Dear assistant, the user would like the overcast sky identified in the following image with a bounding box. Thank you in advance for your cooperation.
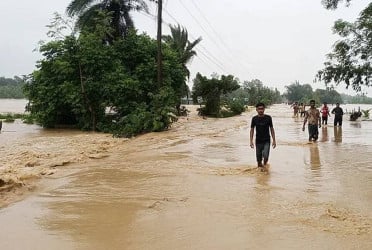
[0,0,370,96]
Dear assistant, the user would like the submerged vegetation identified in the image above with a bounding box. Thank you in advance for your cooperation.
[24,10,191,137]
[0,113,33,123]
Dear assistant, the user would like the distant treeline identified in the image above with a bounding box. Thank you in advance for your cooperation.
[340,93,372,104]
[0,76,25,98]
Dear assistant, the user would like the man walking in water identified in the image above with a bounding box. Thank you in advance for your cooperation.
[250,102,276,171]
[320,102,331,125]
[302,100,321,142]
[332,102,344,126]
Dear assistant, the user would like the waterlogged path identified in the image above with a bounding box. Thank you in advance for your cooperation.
[0,103,371,249]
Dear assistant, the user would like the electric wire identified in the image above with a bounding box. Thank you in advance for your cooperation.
[138,10,228,73]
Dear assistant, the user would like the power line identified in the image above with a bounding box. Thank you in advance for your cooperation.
[189,0,234,54]
[176,0,250,75]
[162,9,228,71]
[188,0,253,73]
[138,10,227,73]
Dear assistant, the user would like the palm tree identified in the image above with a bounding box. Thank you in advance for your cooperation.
[163,24,202,79]
[66,0,148,39]
[163,24,202,112]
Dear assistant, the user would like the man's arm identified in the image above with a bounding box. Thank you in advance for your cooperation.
[270,127,276,148]
[302,112,308,131]
[318,111,322,127]
[250,127,254,148]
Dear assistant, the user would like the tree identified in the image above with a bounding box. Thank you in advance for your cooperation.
[192,73,240,116]
[0,76,25,98]
[317,2,371,92]
[163,24,202,111]
[240,79,282,106]
[284,81,314,103]
[66,0,148,40]
[24,14,184,136]
[163,24,202,79]
[321,0,352,9]
[313,88,342,104]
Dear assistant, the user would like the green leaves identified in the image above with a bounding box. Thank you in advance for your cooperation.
[321,0,352,10]
[25,14,186,136]
[317,2,371,92]
[66,0,149,40]
[192,73,240,117]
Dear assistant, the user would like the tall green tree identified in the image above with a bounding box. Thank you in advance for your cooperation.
[24,14,183,136]
[192,73,240,116]
[66,0,148,40]
[317,2,371,92]
[163,24,202,79]
[163,24,202,108]
[284,81,314,103]
[313,88,342,104]
[240,79,282,106]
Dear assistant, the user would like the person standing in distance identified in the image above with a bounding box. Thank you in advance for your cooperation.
[302,100,321,141]
[331,103,344,126]
[250,102,276,170]
[320,102,331,125]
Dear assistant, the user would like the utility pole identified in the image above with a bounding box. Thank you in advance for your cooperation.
[156,0,163,88]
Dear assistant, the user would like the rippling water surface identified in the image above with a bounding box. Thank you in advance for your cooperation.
[0,99,371,249]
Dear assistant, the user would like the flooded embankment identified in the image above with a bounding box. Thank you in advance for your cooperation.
[0,103,371,249]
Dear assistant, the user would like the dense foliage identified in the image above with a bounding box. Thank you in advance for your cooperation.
[284,81,342,104]
[67,0,149,41]
[240,79,282,106]
[0,76,25,98]
[162,24,202,113]
[192,73,240,117]
[341,93,372,104]
[24,14,186,137]
[285,81,314,103]
[317,2,371,91]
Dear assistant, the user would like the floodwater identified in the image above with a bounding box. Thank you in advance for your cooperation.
[0,99,371,249]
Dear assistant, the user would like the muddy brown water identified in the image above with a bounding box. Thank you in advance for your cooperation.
[0,101,371,249]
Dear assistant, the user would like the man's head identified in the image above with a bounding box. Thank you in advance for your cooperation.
[323,102,327,106]
[256,102,265,116]
[336,102,340,107]
[309,100,316,108]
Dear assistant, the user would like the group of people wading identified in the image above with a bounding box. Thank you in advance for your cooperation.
[294,100,344,142]
[249,101,344,171]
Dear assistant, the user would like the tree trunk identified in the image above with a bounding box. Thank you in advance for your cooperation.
[79,62,95,131]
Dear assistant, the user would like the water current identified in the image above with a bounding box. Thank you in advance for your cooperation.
[0,99,371,249]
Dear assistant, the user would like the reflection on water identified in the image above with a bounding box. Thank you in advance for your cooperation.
[320,126,329,142]
[350,121,362,128]
[309,145,321,169]
[0,102,372,249]
[333,126,342,143]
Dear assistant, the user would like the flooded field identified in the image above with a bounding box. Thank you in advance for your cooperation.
[0,100,371,249]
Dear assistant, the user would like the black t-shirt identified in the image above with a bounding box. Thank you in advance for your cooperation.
[251,114,273,143]
[332,107,344,117]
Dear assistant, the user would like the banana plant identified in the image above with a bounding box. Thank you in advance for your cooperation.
[361,109,371,119]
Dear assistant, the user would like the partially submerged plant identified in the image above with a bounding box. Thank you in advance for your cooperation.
[361,109,371,119]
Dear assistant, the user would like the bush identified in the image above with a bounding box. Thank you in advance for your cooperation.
[226,99,246,115]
